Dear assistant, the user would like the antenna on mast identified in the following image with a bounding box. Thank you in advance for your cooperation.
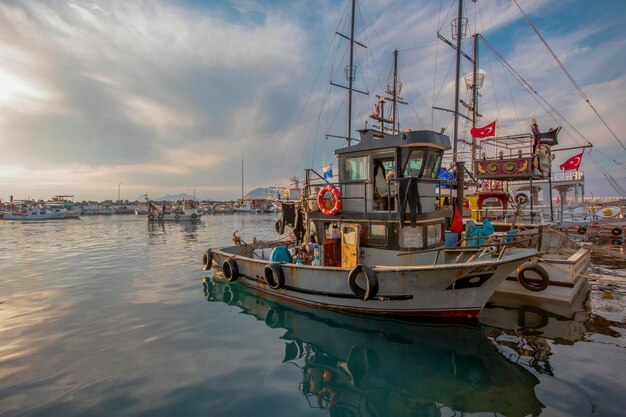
[330,0,368,146]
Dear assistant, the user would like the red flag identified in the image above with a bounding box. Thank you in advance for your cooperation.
[559,152,583,171]
[470,120,497,138]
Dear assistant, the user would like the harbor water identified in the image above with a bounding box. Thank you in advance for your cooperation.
[1,214,625,416]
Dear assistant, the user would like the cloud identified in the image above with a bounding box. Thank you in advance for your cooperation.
[0,0,623,201]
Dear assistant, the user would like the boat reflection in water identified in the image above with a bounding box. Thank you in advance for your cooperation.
[202,278,543,417]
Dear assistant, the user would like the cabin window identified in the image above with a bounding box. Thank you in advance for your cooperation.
[427,224,442,246]
[422,151,442,179]
[403,149,425,177]
[345,156,367,181]
[373,158,396,211]
[370,223,386,237]
[401,226,423,249]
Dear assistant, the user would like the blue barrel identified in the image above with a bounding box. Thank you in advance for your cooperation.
[445,231,459,248]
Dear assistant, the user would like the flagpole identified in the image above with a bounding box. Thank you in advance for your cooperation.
[549,162,554,222]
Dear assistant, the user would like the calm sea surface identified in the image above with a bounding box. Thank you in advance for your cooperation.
[1,214,624,416]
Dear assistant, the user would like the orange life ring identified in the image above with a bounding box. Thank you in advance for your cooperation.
[317,185,342,216]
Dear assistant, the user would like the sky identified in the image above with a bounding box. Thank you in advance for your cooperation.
[1,0,625,202]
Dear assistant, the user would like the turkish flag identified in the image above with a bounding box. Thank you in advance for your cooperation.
[559,152,583,171]
[470,120,497,138]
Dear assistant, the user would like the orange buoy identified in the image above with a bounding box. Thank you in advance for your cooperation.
[317,185,342,216]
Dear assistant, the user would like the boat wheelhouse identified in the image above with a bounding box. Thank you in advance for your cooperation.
[303,128,450,267]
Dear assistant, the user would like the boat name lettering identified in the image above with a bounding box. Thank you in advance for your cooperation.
[467,265,497,274]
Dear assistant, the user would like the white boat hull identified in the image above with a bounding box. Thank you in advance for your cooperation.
[207,246,537,318]
[147,212,202,221]
[498,245,591,304]
[3,211,66,220]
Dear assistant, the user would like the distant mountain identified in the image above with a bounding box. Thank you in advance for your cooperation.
[139,193,197,202]
[245,187,283,199]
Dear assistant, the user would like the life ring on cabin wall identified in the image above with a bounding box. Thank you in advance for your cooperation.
[317,185,342,216]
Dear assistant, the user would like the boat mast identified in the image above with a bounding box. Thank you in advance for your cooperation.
[392,49,399,134]
[347,0,356,146]
[452,0,464,166]
[241,153,244,200]
[470,33,479,170]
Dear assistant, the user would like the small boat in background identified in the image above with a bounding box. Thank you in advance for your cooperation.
[46,195,81,218]
[135,203,149,215]
[233,201,261,213]
[3,205,66,220]
[147,200,202,221]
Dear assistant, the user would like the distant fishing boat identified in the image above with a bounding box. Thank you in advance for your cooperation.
[147,200,202,221]
[3,205,66,220]
[233,201,261,213]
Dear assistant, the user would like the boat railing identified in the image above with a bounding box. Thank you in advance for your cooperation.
[551,170,584,182]
[474,206,545,224]
[399,232,541,265]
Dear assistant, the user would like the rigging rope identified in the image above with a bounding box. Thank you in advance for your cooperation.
[479,36,625,196]
[512,0,626,151]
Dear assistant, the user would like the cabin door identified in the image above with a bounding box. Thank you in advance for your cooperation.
[341,223,360,268]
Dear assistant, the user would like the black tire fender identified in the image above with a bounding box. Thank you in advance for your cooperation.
[223,258,239,282]
[348,264,379,301]
[612,227,622,236]
[148,213,154,220]
[191,213,197,219]
[157,213,163,220]
[202,249,213,270]
[517,263,549,292]
[264,263,285,289]
[577,226,587,235]
[175,214,180,220]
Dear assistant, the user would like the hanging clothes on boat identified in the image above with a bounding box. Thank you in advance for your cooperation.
[398,177,422,227]
[464,218,495,247]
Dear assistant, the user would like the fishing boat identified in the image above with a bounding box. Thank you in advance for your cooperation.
[200,0,539,318]
[233,201,262,213]
[46,195,81,218]
[202,277,544,416]
[3,204,66,220]
[203,130,537,317]
[462,126,592,304]
[147,200,202,221]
